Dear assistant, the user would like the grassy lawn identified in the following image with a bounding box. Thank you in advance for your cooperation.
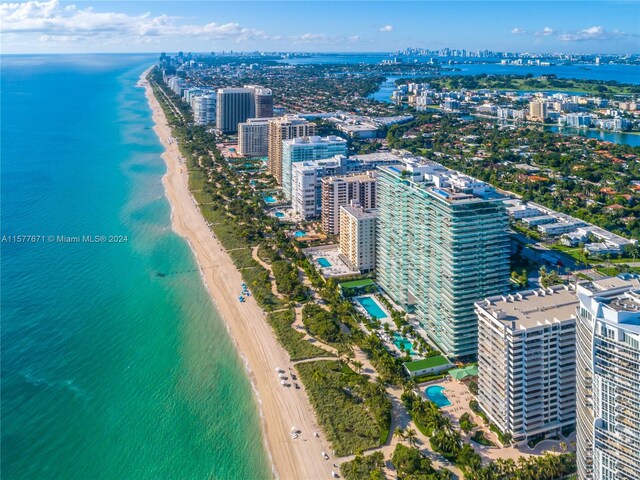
[267,310,334,361]
[296,360,391,456]
[340,278,375,289]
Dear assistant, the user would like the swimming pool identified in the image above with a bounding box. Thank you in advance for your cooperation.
[425,385,452,408]
[317,257,331,267]
[263,195,277,204]
[275,211,285,218]
[356,296,387,319]
[294,230,306,238]
[393,333,417,355]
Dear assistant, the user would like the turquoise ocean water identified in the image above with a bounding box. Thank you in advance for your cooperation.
[1,55,270,480]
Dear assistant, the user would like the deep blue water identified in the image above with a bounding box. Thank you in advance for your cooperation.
[1,54,270,480]
[281,53,640,84]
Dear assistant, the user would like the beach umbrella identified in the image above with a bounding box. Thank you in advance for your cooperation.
[280,380,286,385]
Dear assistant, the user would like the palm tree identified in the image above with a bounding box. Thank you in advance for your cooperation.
[405,428,418,447]
[393,427,406,444]
[352,360,364,374]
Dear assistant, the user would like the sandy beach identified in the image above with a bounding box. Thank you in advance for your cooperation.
[140,69,335,480]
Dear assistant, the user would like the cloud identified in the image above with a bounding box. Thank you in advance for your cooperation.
[379,25,394,32]
[289,32,361,45]
[0,0,271,44]
[535,26,555,37]
[558,26,636,42]
[510,27,526,35]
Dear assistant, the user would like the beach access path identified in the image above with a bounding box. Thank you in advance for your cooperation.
[141,69,336,480]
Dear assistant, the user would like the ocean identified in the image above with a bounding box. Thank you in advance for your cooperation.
[0,54,270,480]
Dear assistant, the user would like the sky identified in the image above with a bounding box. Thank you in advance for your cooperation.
[1,0,639,54]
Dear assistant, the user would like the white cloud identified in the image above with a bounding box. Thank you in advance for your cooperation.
[289,32,361,45]
[379,25,394,32]
[535,26,555,37]
[510,27,526,35]
[0,0,271,45]
[557,26,635,42]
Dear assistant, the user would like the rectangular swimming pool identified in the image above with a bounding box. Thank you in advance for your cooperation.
[356,296,388,319]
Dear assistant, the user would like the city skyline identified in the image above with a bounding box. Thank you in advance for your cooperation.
[1,0,639,54]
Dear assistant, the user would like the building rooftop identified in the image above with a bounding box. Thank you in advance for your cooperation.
[340,205,378,220]
[283,135,346,146]
[323,171,376,184]
[378,162,505,204]
[478,284,578,330]
[404,355,451,372]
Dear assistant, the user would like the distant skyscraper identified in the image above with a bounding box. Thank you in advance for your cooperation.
[267,116,315,185]
[376,162,510,358]
[192,94,216,125]
[216,88,254,134]
[529,100,548,121]
[248,85,273,118]
[476,285,578,444]
[281,136,347,199]
[575,276,640,480]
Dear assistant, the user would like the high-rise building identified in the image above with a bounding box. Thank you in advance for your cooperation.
[192,94,217,125]
[281,136,347,199]
[339,205,378,273]
[575,276,640,480]
[376,162,510,358]
[529,100,549,121]
[291,152,408,219]
[321,172,376,236]
[267,116,315,185]
[237,118,270,157]
[247,85,273,118]
[216,86,273,134]
[216,87,255,134]
[476,285,578,444]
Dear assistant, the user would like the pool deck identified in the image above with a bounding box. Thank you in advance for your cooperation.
[418,378,571,463]
[302,245,359,278]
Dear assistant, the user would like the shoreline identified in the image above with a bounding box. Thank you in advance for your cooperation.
[139,68,335,480]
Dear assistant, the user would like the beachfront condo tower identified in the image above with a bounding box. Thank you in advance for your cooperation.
[575,276,640,480]
[281,135,347,199]
[237,118,271,157]
[267,116,315,185]
[339,205,378,273]
[476,285,578,444]
[321,172,377,236]
[376,161,510,358]
[216,86,272,134]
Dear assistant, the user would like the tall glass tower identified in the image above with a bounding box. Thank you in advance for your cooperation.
[376,162,510,358]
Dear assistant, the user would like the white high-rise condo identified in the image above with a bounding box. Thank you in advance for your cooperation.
[575,276,640,480]
[476,285,578,444]
[237,118,270,157]
[192,94,216,126]
[376,161,510,358]
[281,136,347,200]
